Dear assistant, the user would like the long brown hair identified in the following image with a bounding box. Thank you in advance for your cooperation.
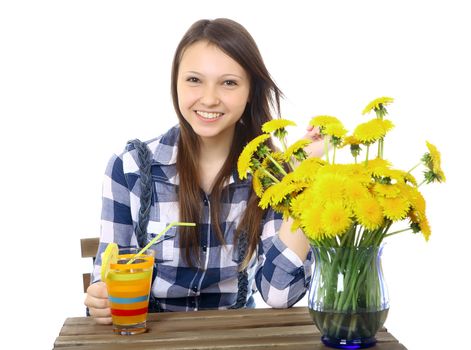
[171,18,282,268]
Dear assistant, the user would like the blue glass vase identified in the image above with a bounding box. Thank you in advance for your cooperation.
[308,245,389,349]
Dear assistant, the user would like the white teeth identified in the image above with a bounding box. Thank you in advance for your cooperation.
[196,111,223,119]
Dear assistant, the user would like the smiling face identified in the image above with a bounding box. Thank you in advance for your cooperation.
[176,40,250,144]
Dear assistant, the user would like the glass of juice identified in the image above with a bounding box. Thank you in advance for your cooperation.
[104,247,155,335]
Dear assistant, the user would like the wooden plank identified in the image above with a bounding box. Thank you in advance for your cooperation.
[54,325,402,349]
[54,307,407,349]
[82,273,91,293]
[63,307,312,326]
[81,238,99,258]
[55,332,405,350]
[60,308,313,335]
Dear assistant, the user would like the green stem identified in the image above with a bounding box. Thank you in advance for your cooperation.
[332,146,337,164]
[324,136,330,163]
[382,139,384,158]
[383,227,412,238]
[266,154,288,176]
[280,137,288,153]
[365,145,370,166]
[259,167,280,183]
[407,162,421,173]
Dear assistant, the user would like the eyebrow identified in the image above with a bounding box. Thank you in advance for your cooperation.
[183,71,245,79]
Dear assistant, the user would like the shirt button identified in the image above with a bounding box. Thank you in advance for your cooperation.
[202,245,207,252]
[192,286,198,292]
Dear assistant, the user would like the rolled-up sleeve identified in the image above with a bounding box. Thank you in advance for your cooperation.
[255,209,314,308]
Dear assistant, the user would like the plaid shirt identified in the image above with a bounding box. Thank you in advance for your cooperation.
[92,125,313,311]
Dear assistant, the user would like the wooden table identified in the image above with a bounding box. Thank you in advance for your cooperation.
[53,307,407,349]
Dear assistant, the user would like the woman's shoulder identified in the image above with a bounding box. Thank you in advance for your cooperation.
[106,125,180,175]
[143,125,180,165]
[124,125,180,164]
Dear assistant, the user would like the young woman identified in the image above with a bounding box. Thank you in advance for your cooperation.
[85,18,323,324]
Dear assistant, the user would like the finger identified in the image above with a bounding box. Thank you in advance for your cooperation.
[94,317,112,325]
[303,131,323,141]
[306,124,314,132]
[89,306,112,318]
[87,282,109,299]
[85,294,110,309]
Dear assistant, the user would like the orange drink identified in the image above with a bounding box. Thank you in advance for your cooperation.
[104,247,155,335]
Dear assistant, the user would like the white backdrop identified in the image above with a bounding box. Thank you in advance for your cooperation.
[1,1,469,349]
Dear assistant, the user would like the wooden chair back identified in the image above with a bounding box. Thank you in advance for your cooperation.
[81,238,100,293]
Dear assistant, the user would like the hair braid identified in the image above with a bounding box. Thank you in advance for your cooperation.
[127,139,153,248]
[230,231,249,309]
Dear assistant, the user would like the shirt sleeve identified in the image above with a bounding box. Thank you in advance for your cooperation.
[91,152,137,283]
[255,209,314,308]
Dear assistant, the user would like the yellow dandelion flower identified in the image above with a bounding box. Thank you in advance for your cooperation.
[321,203,352,238]
[354,196,384,231]
[375,168,417,185]
[300,203,324,241]
[365,158,392,179]
[419,217,431,241]
[403,171,418,186]
[373,183,401,198]
[290,191,308,218]
[273,203,291,220]
[312,173,347,204]
[262,119,297,133]
[238,134,270,179]
[408,188,426,222]
[284,139,312,161]
[365,158,391,169]
[362,97,395,115]
[379,196,411,221]
[353,119,394,144]
[270,181,308,205]
[259,184,279,209]
[424,141,446,182]
[326,164,371,184]
[324,122,348,138]
[309,115,342,128]
[341,135,361,147]
[344,180,370,204]
[252,169,264,197]
[290,157,325,182]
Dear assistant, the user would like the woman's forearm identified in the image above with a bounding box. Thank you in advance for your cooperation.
[278,217,311,261]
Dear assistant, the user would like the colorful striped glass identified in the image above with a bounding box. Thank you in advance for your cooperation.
[105,249,155,335]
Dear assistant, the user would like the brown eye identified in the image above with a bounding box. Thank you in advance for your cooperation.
[223,80,237,86]
[187,77,200,83]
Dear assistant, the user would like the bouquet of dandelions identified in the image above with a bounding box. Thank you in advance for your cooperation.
[237,97,445,343]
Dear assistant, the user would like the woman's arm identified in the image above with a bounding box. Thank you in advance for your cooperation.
[254,210,314,308]
[85,151,135,324]
[278,217,310,261]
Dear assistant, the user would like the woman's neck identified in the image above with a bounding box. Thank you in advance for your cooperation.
[198,127,235,165]
[197,130,235,193]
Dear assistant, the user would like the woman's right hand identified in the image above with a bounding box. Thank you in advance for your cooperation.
[84,282,112,324]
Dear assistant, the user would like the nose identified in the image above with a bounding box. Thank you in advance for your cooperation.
[200,85,220,106]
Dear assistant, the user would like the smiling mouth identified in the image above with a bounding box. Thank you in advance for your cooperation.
[195,110,224,121]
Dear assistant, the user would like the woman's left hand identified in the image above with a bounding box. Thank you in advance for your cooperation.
[302,125,325,158]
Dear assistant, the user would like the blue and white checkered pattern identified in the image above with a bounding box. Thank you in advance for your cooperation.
[92,125,313,311]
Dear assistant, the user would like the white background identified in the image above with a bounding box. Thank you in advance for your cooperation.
[1,1,469,349]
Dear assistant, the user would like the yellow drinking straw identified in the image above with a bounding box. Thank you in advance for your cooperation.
[126,222,196,264]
